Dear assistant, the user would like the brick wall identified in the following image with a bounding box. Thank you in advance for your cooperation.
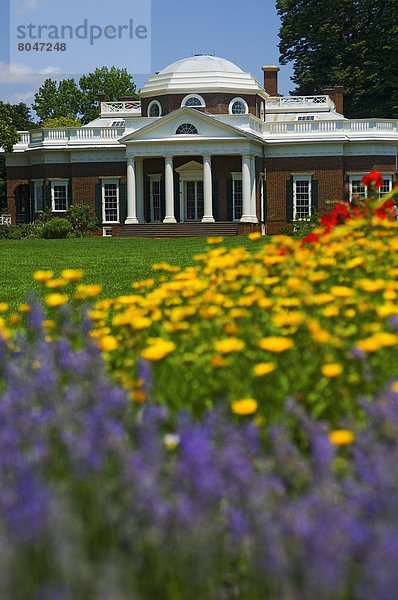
[265,154,397,234]
[142,93,264,117]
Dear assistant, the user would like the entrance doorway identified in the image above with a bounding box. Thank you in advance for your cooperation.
[15,184,31,224]
[185,180,204,221]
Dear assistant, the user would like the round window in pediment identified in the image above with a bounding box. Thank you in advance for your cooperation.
[175,123,198,135]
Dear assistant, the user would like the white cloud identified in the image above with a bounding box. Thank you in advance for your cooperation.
[2,90,36,104]
[13,0,52,16]
[0,61,63,85]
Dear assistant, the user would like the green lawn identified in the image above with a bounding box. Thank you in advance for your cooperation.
[0,236,257,309]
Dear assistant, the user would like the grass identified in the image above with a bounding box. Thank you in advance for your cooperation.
[0,236,257,309]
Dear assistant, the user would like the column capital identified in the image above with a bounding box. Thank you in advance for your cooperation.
[203,154,212,161]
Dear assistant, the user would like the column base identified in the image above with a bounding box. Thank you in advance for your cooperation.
[163,217,177,224]
[201,216,215,223]
[251,217,259,224]
[240,215,253,223]
[125,217,139,224]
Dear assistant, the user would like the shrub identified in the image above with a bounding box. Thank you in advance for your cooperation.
[0,224,40,239]
[65,204,99,237]
[41,217,72,239]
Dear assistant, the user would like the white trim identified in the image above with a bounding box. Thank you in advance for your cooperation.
[50,179,69,212]
[178,161,204,222]
[102,227,113,237]
[293,175,312,220]
[181,94,206,108]
[229,97,249,115]
[148,100,162,118]
[101,178,120,224]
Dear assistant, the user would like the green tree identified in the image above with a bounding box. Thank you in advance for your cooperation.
[79,66,137,122]
[276,0,398,118]
[33,78,84,122]
[33,67,137,124]
[43,115,82,128]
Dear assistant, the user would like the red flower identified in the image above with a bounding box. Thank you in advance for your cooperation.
[375,199,396,219]
[362,171,384,189]
[302,233,319,246]
[333,203,350,220]
[320,213,337,228]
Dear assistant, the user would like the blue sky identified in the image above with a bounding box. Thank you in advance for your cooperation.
[0,0,294,118]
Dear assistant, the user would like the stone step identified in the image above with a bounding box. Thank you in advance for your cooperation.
[118,222,240,238]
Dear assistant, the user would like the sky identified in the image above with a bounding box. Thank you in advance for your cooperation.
[0,0,294,118]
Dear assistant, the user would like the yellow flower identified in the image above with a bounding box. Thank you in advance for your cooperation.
[254,362,276,376]
[98,335,118,352]
[0,302,8,312]
[141,340,176,361]
[329,429,355,446]
[322,363,343,378]
[61,269,84,282]
[130,389,147,404]
[231,399,258,416]
[45,293,69,307]
[18,303,30,313]
[211,354,226,368]
[42,320,56,330]
[207,236,224,245]
[45,278,67,289]
[259,337,293,353]
[213,337,245,354]
[391,381,398,394]
[74,284,102,300]
[248,232,262,241]
[330,286,354,298]
[163,434,180,450]
[33,270,54,282]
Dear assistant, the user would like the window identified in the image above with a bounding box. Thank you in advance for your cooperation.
[102,179,119,223]
[349,174,393,202]
[229,98,248,115]
[293,176,312,219]
[181,94,205,108]
[110,120,125,127]
[102,227,112,237]
[175,123,198,135]
[33,180,44,212]
[297,115,315,121]
[148,100,162,117]
[51,180,69,212]
[260,101,265,121]
[232,173,243,220]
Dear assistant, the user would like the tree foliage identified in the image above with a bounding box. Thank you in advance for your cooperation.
[33,67,137,124]
[43,115,82,128]
[276,0,398,118]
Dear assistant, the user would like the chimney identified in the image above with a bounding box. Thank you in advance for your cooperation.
[97,93,107,115]
[262,66,280,97]
[322,85,344,115]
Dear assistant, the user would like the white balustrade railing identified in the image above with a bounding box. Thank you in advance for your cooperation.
[266,96,334,110]
[101,101,141,114]
[24,127,125,146]
[266,119,398,136]
[0,215,11,226]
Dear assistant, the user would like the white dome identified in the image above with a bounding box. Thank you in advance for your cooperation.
[140,54,268,100]
[159,55,244,75]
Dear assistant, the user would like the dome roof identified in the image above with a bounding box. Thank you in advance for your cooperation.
[159,55,244,75]
[140,54,268,100]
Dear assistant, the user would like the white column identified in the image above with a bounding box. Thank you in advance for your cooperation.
[136,158,145,223]
[164,156,176,223]
[202,155,215,223]
[250,155,258,223]
[125,157,138,224]
[241,154,252,223]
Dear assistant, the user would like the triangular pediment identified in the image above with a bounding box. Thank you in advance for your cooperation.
[175,160,203,173]
[119,107,257,143]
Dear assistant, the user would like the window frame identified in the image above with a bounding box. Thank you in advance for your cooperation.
[148,100,162,117]
[348,173,393,202]
[175,123,199,135]
[181,94,205,108]
[293,175,312,220]
[50,179,69,212]
[101,177,120,224]
[229,97,249,115]
[149,174,162,223]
